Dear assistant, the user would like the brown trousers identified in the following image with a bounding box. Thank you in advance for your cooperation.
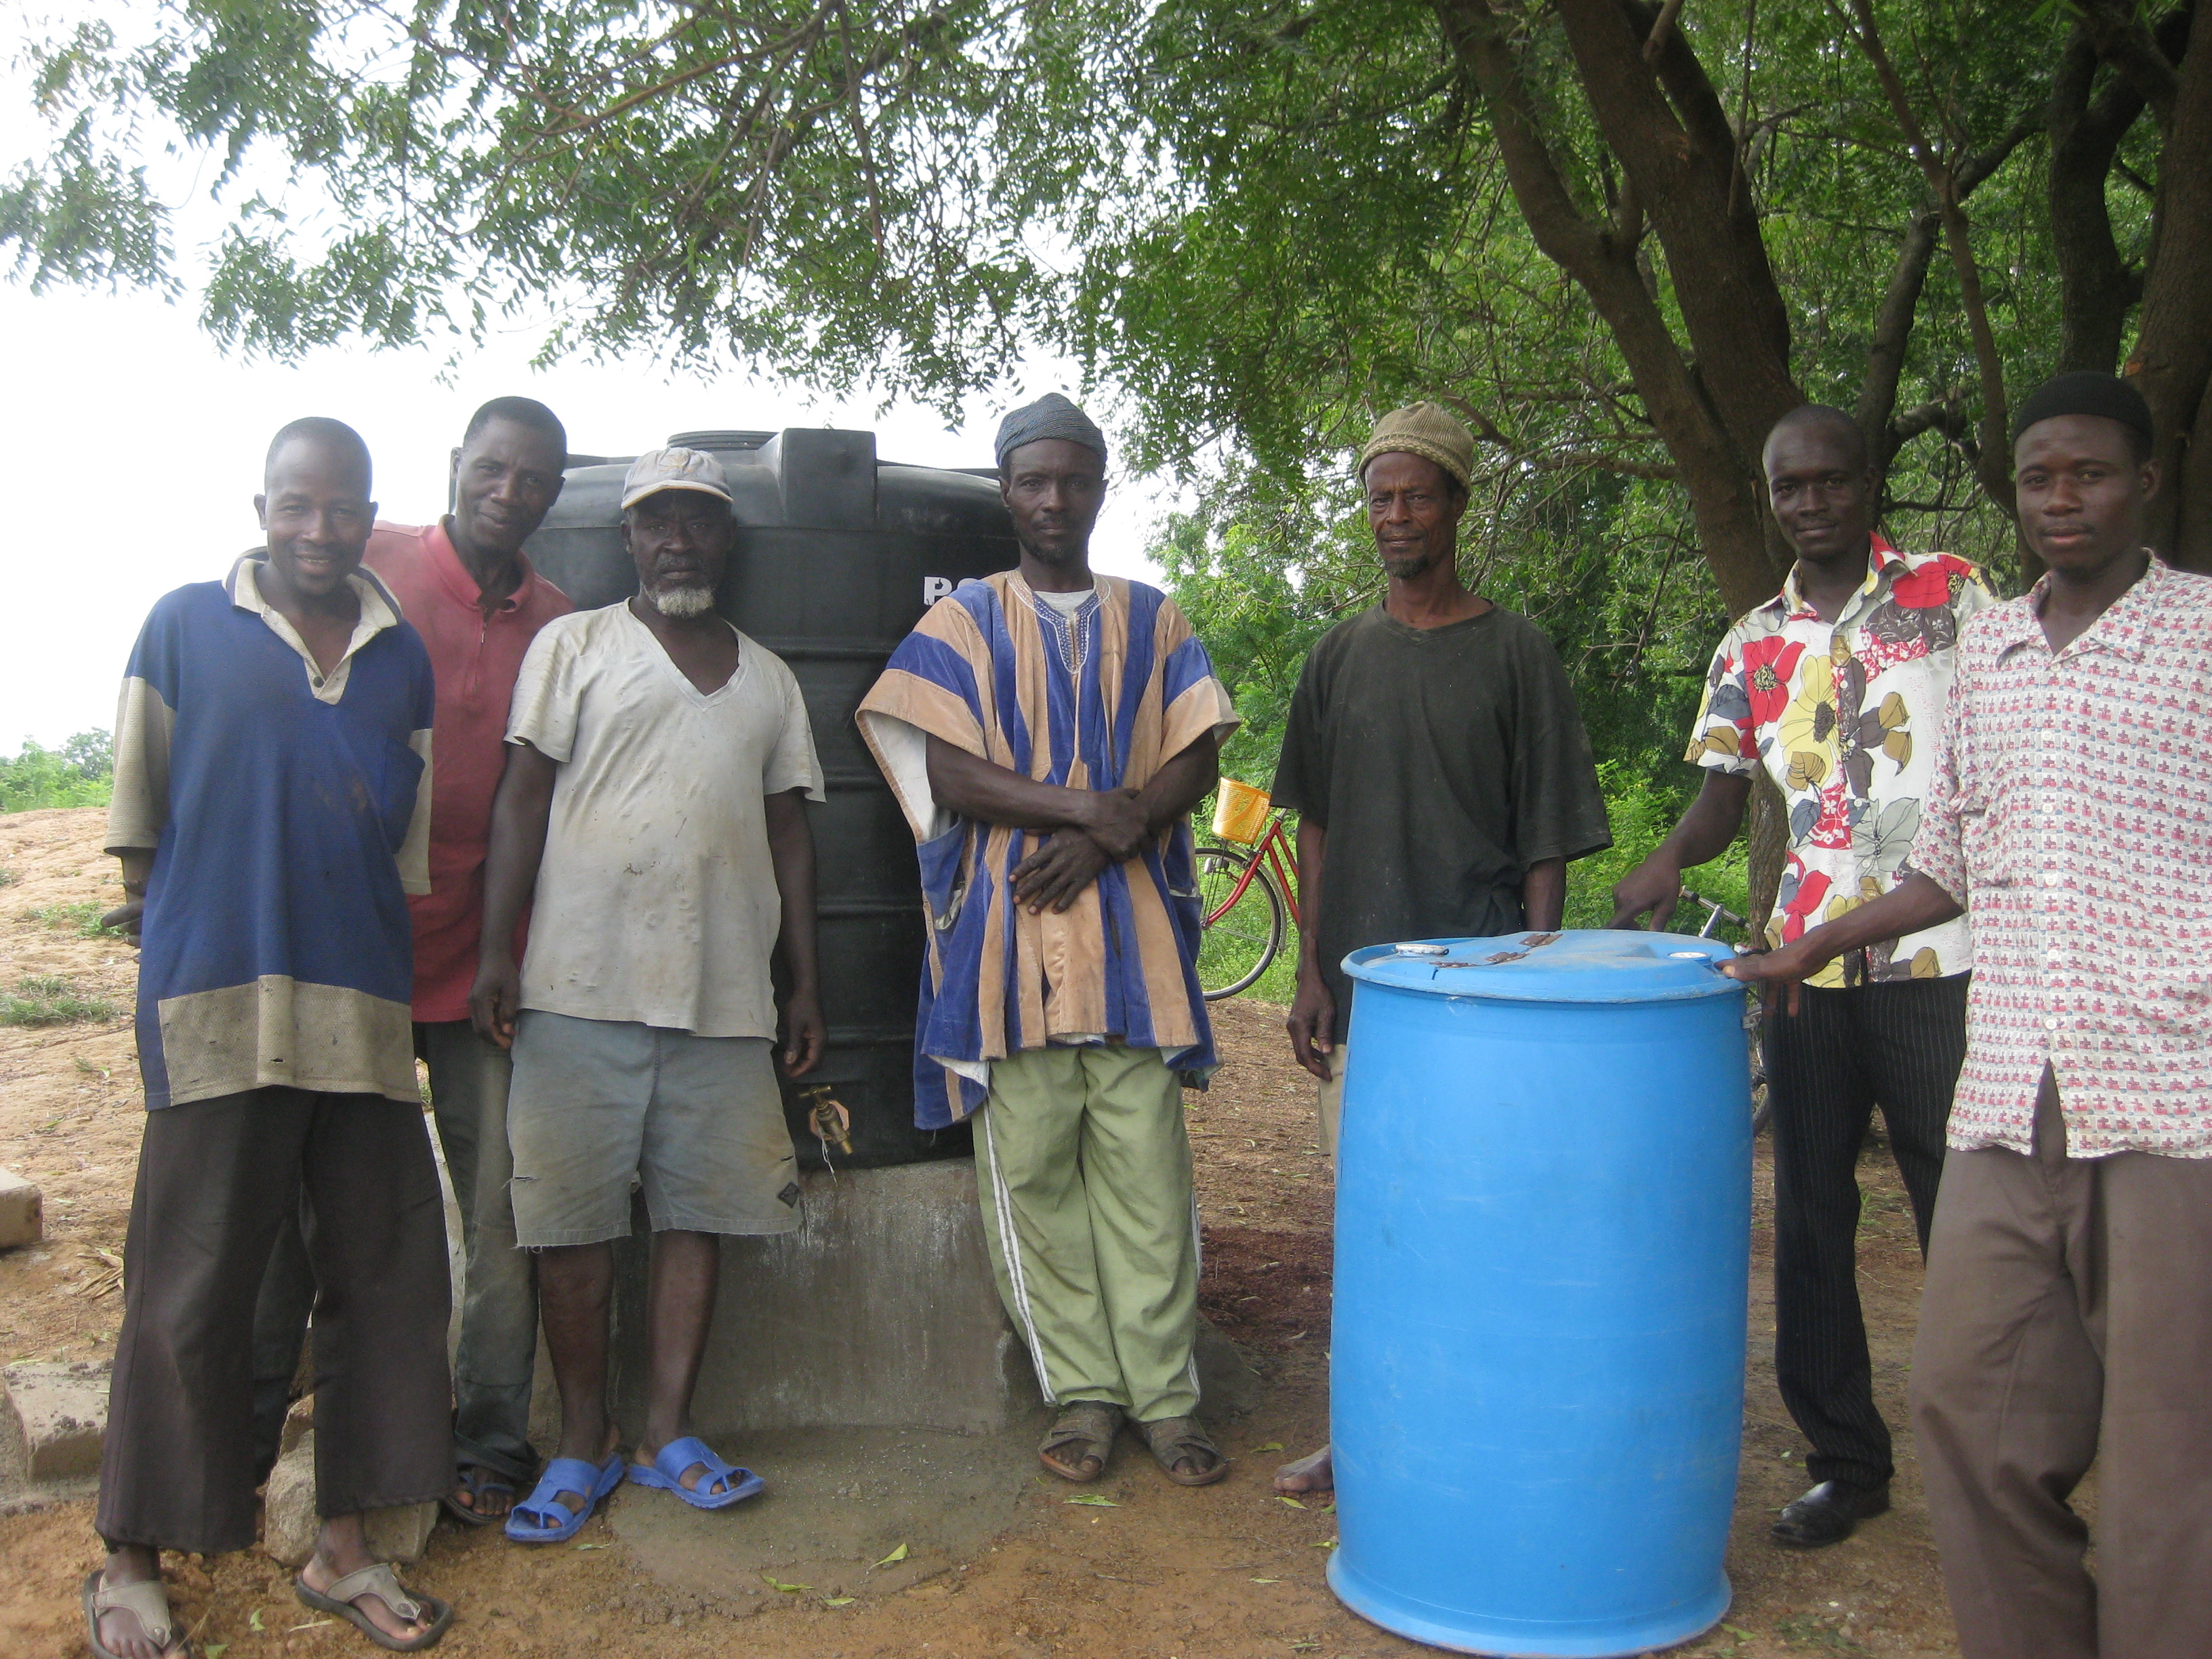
[98,1089,453,1555]
[1909,1076,2212,1659]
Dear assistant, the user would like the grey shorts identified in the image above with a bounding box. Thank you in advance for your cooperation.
[506,1010,800,1247]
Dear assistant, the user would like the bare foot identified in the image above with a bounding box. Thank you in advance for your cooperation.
[94,1547,186,1659]
[1274,1445,1334,1494]
[303,1517,436,1645]
[449,1465,516,1521]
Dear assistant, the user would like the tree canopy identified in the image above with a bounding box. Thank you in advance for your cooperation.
[9,1,2205,589]
[9,0,2207,918]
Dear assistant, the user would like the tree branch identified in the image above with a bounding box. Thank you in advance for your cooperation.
[1433,0,1782,613]
[1843,0,2015,515]
[1854,206,1940,469]
[2081,0,2179,127]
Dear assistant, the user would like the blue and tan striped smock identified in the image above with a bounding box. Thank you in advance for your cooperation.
[857,570,1240,1128]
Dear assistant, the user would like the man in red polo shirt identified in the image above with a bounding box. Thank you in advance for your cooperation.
[253,396,574,1526]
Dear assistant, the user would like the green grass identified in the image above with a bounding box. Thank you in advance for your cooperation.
[24,901,129,939]
[0,974,119,1026]
[0,868,16,887]
[1775,1613,1865,1652]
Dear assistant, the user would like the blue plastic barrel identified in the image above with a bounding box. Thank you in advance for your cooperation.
[1326,929,1750,1657]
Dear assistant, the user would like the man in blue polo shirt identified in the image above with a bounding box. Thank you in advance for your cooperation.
[86,419,457,1658]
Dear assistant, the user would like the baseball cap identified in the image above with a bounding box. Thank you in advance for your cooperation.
[621,447,734,511]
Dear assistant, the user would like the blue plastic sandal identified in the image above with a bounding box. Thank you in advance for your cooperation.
[628,1436,764,1511]
[504,1452,625,1544]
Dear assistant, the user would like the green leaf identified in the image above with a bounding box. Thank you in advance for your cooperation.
[203,1646,228,1659]
[1276,1496,1306,1509]
[1065,1494,1119,1507]
[575,1541,609,1549]
[1250,1576,1282,1584]
[762,1574,811,1593]
[247,1609,264,1632]
[823,1596,857,1607]
[1252,1442,1284,1452]
[874,1542,908,1566]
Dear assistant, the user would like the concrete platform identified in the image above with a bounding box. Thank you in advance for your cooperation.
[606,1158,1033,1440]
[609,1421,1038,1613]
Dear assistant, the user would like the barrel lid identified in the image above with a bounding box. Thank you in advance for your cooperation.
[1344,928,1740,1004]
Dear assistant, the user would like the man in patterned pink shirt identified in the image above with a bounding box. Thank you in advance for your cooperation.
[1731,371,2212,1659]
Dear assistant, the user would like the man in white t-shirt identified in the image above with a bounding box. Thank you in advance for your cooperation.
[470,446,825,1542]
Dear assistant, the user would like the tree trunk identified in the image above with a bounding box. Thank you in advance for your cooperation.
[2049,23,2148,375]
[1435,0,1789,617]
[2131,6,2212,569]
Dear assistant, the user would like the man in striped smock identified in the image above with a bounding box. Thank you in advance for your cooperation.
[859,393,1241,1489]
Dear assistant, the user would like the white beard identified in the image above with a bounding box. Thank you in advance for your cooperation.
[646,583,715,619]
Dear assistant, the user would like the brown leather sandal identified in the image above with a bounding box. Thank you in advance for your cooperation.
[1136,1416,1230,1486]
[1039,1401,1124,1482]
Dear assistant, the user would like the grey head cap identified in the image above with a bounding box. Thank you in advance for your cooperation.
[994,392,1108,469]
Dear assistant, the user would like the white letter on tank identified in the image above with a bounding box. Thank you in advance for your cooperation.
[922,576,954,606]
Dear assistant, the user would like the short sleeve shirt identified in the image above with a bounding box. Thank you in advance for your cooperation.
[108,555,434,1107]
[1271,602,1612,1038]
[363,520,573,1022]
[1685,537,1993,985]
[506,602,824,1038]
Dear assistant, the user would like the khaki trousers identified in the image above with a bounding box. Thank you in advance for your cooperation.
[1909,1076,2212,1659]
[975,1045,1200,1422]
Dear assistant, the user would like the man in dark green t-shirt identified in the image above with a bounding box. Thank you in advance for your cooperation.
[1271,401,1611,1495]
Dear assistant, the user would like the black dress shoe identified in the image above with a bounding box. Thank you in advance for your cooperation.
[1770,1479,1890,1547]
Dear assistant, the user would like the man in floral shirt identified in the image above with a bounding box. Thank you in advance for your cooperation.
[1613,403,1992,1547]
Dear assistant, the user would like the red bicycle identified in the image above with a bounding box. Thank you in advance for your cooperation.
[1195,806,1301,999]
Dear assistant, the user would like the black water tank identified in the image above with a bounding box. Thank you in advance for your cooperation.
[525,428,1017,1168]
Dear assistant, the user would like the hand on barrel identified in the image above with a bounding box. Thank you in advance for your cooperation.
[1606,857,1682,932]
[1720,937,1826,1017]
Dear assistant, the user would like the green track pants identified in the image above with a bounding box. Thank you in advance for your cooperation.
[975,1044,1201,1422]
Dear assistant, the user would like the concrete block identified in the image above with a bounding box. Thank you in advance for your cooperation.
[608,1158,1032,1439]
[262,1424,437,1568]
[1,1359,108,1481]
[0,1168,41,1249]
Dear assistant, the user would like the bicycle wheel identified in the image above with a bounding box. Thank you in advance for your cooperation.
[1194,844,1287,1000]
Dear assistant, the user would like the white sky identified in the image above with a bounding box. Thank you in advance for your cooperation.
[0,285,1170,751]
[0,14,1181,754]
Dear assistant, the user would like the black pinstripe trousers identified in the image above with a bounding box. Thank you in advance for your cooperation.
[1763,973,1969,1490]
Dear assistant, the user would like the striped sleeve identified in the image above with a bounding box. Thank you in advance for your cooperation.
[1153,596,1240,760]
[857,598,993,842]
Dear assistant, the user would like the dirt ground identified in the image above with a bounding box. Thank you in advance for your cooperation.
[1,806,1962,1658]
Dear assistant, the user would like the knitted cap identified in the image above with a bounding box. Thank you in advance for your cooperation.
[1357,402,1474,491]
[995,392,1108,468]
[2010,370,2154,449]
